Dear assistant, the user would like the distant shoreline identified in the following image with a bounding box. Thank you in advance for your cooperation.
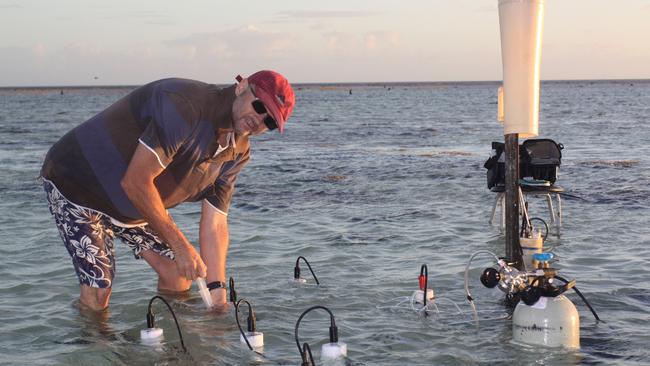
[1,78,649,90]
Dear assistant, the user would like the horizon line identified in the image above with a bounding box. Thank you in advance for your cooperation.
[1,78,649,89]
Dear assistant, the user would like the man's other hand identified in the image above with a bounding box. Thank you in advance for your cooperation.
[174,243,207,280]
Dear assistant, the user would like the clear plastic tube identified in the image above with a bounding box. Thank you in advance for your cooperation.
[464,250,501,323]
[433,297,464,315]
[409,291,439,315]
[375,296,411,310]
[196,277,213,309]
[426,301,440,316]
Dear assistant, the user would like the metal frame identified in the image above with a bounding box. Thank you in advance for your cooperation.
[489,188,562,237]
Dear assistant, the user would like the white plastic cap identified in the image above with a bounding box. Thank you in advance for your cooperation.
[140,327,164,344]
[412,289,435,304]
[241,331,264,348]
[321,342,347,361]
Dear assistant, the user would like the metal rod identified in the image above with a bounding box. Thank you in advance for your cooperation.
[504,133,523,269]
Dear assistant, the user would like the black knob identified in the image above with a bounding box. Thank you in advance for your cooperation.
[505,292,521,307]
[480,267,500,288]
[521,286,542,306]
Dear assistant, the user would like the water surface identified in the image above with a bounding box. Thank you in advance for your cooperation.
[1,80,649,365]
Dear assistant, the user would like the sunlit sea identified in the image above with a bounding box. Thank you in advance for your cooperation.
[1,80,649,365]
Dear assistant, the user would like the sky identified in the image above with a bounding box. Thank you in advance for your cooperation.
[1,0,649,86]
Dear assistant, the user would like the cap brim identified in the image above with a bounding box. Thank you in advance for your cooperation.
[255,88,285,133]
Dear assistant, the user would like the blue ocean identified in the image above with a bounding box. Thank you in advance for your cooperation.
[1,80,649,365]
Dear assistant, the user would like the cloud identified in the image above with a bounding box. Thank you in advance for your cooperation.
[322,31,357,51]
[163,25,296,61]
[32,43,46,58]
[99,9,176,26]
[0,3,21,9]
[275,10,379,19]
[309,22,327,31]
[124,45,156,59]
[0,46,29,59]
[364,31,400,50]
[64,42,104,57]
[322,30,400,53]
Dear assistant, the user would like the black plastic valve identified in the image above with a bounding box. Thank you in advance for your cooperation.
[480,267,500,288]
[505,292,521,307]
[521,286,542,306]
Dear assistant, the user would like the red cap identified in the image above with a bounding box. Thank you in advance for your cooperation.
[245,70,295,133]
[418,275,426,291]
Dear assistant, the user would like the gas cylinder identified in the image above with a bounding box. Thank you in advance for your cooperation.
[512,294,580,348]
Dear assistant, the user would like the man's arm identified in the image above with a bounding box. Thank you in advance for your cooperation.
[121,143,207,280]
[199,200,230,306]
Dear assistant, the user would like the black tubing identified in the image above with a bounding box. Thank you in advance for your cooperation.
[419,264,428,315]
[520,202,529,237]
[235,299,254,350]
[234,299,266,358]
[529,217,549,241]
[558,192,588,201]
[147,295,187,353]
[555,275,601,321]
[301,342,316,366]
[296,256,320,285]
[294,305,337,362]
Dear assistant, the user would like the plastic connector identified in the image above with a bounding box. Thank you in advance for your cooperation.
[140,327,164,344]
[532,252,554,262]
[143,296,186,352]
[295,305,342,361]
[294,257,320,285]
[419,264,428,291]
[247,311,257,332]
[321,342,347,361]
[229,277,237,303]
[329,323,338,343]
[146,312,155,328]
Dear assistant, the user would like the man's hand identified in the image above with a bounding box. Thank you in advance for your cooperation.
[174,242,207,280]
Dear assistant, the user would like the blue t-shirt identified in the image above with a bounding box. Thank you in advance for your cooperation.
[41,78,250,224]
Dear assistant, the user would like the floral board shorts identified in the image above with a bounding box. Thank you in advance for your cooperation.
[43,179,175,288]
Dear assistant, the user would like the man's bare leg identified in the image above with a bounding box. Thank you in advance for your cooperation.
[141,250,192,292]
[79,285,112,311]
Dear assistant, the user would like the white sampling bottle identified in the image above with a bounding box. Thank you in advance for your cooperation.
[196,277,213,309]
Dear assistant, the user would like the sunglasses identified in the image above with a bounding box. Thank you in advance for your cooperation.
[251,99,278,131]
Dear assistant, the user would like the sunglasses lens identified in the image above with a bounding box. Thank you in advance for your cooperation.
[252,99,277,130]
[252,100,267,114]
[263,116,278,130]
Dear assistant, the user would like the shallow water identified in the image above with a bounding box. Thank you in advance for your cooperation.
[1,80,649,365]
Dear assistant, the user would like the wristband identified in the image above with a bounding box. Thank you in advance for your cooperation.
[207,281,226,291]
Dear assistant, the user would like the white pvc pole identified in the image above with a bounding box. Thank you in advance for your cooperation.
[498,0,545,137]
